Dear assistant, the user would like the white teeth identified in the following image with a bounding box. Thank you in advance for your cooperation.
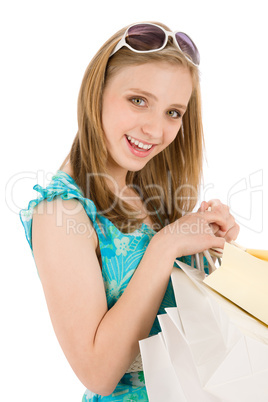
[126,135,153,150]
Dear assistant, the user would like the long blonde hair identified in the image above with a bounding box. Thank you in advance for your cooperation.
[60,22,204,232]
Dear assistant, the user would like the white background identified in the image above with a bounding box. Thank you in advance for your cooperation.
[1,0,267,401]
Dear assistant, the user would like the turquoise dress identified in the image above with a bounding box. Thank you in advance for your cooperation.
[19,170,203,402]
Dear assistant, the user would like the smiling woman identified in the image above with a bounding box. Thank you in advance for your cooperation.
[63,29,204,233]
[101,62,192,177]
[19,21,239,401]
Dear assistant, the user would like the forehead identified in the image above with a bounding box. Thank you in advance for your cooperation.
[104,62,193,101]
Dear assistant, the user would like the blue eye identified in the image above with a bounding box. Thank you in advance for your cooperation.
[167,110,181,118]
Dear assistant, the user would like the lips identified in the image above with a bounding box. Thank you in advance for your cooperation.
[126,135,153,150]
[124,135,155,157]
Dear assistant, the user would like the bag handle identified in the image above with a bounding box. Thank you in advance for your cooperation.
[194,241,248,275]
[192,250,218,274]
[193,206,243,274]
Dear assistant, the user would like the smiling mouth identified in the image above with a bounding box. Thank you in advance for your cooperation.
[125,135,153,151]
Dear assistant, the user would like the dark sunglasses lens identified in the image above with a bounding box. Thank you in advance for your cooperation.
[126,24,166,51]
[175,32,200,65]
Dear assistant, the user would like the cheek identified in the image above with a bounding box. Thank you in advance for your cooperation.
[103,99,133,131]
[166,123,181,145]
[102,94,121,128]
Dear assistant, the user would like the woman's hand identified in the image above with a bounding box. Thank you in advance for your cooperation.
[156,210,227,259]
[198,199,240,242]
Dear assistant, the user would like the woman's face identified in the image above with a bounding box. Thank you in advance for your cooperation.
[101,61,193,184]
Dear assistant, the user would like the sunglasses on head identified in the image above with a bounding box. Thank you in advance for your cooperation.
[110,23,200,66]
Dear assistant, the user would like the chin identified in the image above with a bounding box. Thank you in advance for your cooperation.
[125,159,149,172]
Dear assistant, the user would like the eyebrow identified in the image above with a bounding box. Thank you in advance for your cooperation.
[128,88,187,110]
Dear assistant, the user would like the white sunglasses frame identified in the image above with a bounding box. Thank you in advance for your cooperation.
[110,23,199,66]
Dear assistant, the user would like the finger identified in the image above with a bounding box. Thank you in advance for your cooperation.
[214,220,240,241]
[206,199,222,208]
[218,214,236,237]
[205,234,225,251]
[209,222,220,234]
[198,201,209,213]
[224,223,240,242]
[213,229,227,238]
[206,200,230,219]
[202,210,229,232]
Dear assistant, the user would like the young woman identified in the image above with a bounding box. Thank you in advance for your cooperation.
[20,22,239,401]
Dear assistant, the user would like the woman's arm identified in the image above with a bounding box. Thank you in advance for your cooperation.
[32,197,227,395]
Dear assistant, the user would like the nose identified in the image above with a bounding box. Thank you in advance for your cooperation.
[140,113,164,141]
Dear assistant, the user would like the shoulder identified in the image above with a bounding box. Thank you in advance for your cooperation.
[60,162,74,179]
[20,164,100,253]
[32,196,99,252]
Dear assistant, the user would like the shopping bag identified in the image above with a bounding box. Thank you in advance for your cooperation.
[139,253,268,402]
[204,242,268,325]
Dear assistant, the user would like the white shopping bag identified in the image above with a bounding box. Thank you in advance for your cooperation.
[139,253,268,402]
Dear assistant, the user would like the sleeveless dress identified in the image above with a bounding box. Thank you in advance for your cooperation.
[19,170,206,402]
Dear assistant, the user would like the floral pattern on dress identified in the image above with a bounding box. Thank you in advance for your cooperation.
[19,170,209,401]
[114,237,130,256]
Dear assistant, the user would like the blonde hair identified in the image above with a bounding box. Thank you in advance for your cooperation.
[60,22,204,232]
